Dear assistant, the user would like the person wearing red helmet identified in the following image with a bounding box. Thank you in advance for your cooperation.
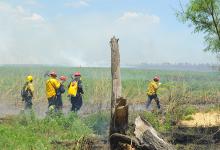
[74,72,81,76]
[68,71,84,112]
[56,76,67,111]
[46,71,60,112]
[49,71,57,77]
[146,76,161,111]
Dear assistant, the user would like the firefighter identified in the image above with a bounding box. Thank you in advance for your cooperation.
[45,71,60,112]
[146,76,161,111]
[21,75,34,110]
[56,75,67,111]
[68,72,84,112]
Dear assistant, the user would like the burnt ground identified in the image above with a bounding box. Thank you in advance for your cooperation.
[0,99,111,118]
[0,99,148,118]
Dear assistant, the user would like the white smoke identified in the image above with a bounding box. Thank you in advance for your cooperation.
[0,1,217,66]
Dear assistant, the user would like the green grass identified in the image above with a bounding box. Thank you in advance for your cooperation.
[83,111,110,135]
[166,104,199,123]
[182,115,193,121]
[0,112,93,149]
[139,105,199,131]
[182,105,198,116]
[137,110,172,132]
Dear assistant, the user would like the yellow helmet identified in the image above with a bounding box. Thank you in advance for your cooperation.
[26,75,33,82]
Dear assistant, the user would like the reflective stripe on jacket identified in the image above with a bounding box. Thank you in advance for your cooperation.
[147,80,159,96]
[46,77,60,99]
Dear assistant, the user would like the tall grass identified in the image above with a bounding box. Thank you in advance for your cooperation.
[0,66,219,106]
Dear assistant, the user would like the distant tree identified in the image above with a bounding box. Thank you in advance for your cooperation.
[177,0,220,53]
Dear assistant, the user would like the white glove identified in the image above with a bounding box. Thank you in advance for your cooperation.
[159,82,162,86]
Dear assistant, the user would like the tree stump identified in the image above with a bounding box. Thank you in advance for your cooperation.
[110,36,129,149]
[112,97,128,134]
[110,36,124,135]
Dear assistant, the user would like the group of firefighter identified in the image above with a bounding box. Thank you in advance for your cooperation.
[21,71,161,113]
[21,71,84,113]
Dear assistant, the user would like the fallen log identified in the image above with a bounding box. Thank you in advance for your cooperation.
[134,116,176,150]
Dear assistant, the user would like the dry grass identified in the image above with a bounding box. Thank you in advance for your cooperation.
[179,111,220,127]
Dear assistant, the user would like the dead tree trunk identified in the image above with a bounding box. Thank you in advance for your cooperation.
[110,36,122,117]
[110,36,122,135]
[134,116,176,150]
[109,37,128,149]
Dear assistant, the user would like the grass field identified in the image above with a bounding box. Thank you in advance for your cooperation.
[0,65,219,105]
[0,66,219,149]
[0,112,94,149]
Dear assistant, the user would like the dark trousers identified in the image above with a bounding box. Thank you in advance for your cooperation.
[146,94,160,110]
[70,96,82,112]
[56,95,63,110]
[48,96,56,110]
[24,96,32,110]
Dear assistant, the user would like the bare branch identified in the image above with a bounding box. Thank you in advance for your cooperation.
[178,0,185,14]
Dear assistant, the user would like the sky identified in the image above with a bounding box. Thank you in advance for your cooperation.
[0,0,217,66]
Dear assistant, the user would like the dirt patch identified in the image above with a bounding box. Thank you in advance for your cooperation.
[179,111,220,127]
[0,115,17,124]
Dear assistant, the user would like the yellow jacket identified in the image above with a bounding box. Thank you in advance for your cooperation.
[46,77,60,99]
[25,82,34,96]
[147,80,159,96]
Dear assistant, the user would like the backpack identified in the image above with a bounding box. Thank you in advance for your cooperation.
[68,81,78,97]
[21,83,28,98]
[56,84,65,96]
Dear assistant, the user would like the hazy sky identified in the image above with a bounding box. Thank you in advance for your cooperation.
[0,0,217,66]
